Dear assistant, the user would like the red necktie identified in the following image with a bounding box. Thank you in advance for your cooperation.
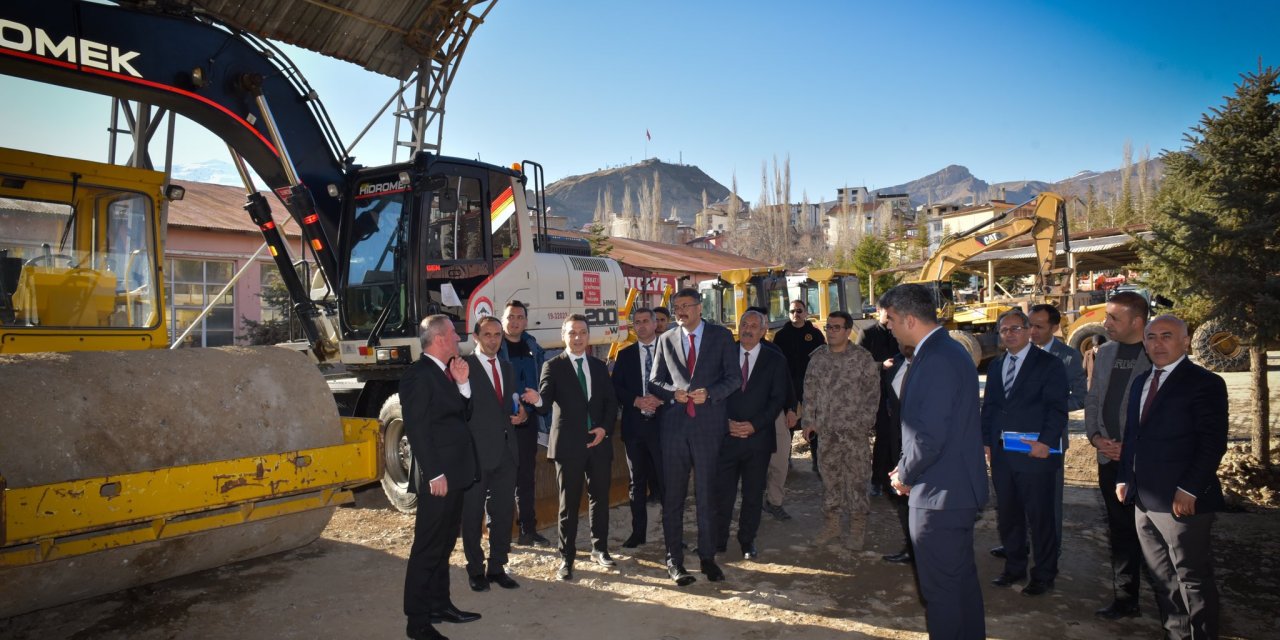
[488,357,503,402]
[741,351,750,392]
[1140,368,1163,423]
[686,333,697,417]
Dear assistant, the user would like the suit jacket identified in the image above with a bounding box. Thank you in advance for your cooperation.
[873,354,907,480]
[897,329,989,511]
[982,346,1069,473]
[400,354,477,493]
[1117,360,1228,513]
[612,340,665,441]
[464,353,520,471]
[648,319,742,429]
[1045,338,1087,413]
[1084,340,1151,464]
[858,322,900,363]
[723,343,788,454]
[537,352,619,463]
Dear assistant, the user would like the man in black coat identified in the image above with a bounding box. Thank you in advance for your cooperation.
[536,314,619,581]
[612,307,666,549]
[714,310,788,560]
[876,346,914,564]
[402,315,481,640]
[1118,315,1228,640]
[460,316,539,592]
[982,309,1068,597]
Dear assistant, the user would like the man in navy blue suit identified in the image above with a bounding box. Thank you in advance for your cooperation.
[982,309,1068,596]
[1117,315,1228,640]
[649,287,742,586]
[611,307,666,549]
[883,283,988,640]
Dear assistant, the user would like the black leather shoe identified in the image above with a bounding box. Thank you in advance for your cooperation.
[486,571,520,589]
[1095,600,1140,619]
[989,545,1007,559]
[429,605,481,624]
[407,624,448,640]
[991,573,1025,588]
[591,550,616,568]
[622,533,645,549]
[742,543,759,560]
[667,561,696,586]
[557,561,573,581]
[700,558,725,582]
[467,574,489,592]
[882,550,913,564]
[1022,581,1053,596]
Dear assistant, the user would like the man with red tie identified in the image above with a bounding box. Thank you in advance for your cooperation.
[648,288,742,586]
[1117,315,1228,640]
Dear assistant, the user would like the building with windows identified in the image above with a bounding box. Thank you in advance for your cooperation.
[164,180,303,347]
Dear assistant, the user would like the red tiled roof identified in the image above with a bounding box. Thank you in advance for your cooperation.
[557,230,769,280]
[167,180,300,237]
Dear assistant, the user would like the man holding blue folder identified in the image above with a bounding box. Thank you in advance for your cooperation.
[982,309,1068,596]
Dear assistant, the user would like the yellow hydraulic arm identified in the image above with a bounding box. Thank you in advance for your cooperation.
[916,192,1067,286]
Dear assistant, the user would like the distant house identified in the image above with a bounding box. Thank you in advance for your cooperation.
[164,180,304,347]
[824,188,914,248]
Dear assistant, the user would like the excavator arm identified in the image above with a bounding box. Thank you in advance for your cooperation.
[917,192,1068,287]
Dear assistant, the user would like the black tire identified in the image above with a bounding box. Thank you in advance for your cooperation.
[1068,322,1108,355]
[949,329,982,368]
[1193,318,1249,372]
[378,394,418,513]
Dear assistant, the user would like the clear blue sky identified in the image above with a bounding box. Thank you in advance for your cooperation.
[3,0,1278,201]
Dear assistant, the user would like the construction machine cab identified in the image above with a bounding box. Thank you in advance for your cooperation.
[698,266,790,335]
[0,148,167,351]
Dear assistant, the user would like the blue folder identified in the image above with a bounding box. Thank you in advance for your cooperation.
[1002,431,1062,454]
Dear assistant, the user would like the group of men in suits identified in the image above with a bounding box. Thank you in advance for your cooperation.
[398,283,1228,640]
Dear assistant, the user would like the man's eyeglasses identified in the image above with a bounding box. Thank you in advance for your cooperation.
[998,326,1026,335]
[672,303,700,311]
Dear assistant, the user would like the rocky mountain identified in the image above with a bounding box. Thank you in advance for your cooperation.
[877,160,1164,209]
[545,158,730,230]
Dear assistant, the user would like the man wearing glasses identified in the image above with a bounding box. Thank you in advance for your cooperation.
[768,300,822,518]
[801,311,880,549]
[981,310,1068,597]
[648,288,742,586]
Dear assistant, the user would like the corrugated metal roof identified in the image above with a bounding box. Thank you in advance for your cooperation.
[972,233,1149,262]
[555,230,771,281]
[115,0,495,79]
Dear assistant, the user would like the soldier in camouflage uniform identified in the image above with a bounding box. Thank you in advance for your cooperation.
[802,310,880,549]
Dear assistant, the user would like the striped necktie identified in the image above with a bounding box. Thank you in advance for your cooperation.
[1004,354,1018,397]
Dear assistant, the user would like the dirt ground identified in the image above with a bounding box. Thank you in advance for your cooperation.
[3,360,1278,640]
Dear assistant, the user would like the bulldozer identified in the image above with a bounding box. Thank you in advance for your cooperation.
[1,0,628,617]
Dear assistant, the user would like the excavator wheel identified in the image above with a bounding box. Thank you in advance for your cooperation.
[949,330,982,368]
[0,346,346,617]
[1068,322,1108,355]
[1192,318,1249,372]
[377,393,418,513]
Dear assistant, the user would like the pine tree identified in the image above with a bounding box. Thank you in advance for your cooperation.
[1137,65,1280,467]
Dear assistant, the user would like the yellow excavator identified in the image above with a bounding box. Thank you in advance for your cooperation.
[696,266,791,337]
[909,192,1071,364]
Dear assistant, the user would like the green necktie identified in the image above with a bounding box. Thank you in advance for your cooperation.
[576,357,592,429]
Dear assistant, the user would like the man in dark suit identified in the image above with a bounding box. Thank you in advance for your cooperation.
[883,284,988,640]
[649,287,742,586]
[460,316,538,593]
[536,314,619,581]
[982,310,1068,596]
[1117,315,1228,640]
[714,310,788,560]
[402,315,481,640]
[877,345,914,564]
[612,307,666,549]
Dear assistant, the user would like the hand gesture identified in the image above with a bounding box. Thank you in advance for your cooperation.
[511,404,527,425]
[1022,438,1050,459]
[521,387,541,405]
[690,388,708,405]
[674,389,689,403]
[586,427,606,448]
[429,475,449,497]
[448,357,469,385]
[786,409,799,429]
[888,467,910,497]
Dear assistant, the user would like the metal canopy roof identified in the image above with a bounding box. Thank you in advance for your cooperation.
[116,0,495,79]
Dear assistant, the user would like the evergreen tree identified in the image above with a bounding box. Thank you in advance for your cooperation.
[844,235,898,300]
[586,222,613,256]
[1138,65,1280,467]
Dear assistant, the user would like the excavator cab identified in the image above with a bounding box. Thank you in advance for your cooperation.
[790,268,864,332]
[698,266,790,337]
[0,148,167,352]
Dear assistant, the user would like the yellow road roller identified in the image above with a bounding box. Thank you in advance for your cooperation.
[0,148,381,618]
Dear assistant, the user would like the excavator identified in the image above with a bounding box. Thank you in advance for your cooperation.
[696,266,791,337]
[908,192,1072,365]
[0,0,626,617]
[788,267,863,333]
